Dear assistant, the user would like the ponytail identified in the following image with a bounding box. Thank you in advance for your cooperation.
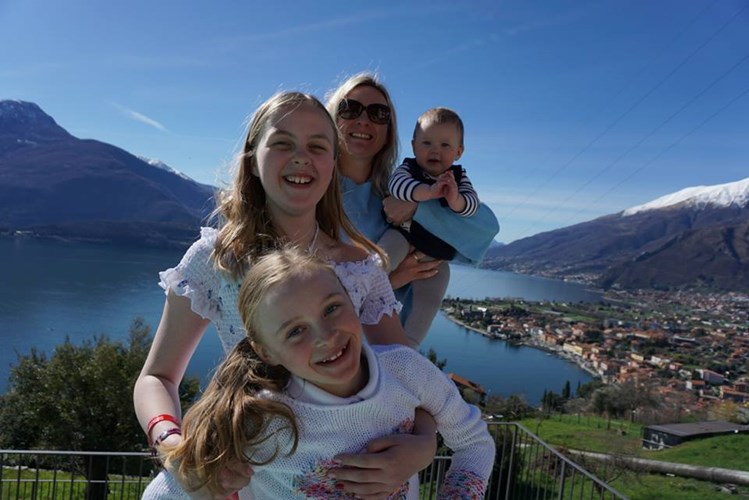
[163,337,299,495]
[166,247,336,495]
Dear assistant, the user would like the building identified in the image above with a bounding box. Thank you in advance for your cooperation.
[642,420,749,450]
[448,373,487,405]
[697,368,725,385]
[720,386,749,403]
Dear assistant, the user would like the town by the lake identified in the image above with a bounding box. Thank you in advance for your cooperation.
[443,288,749,421]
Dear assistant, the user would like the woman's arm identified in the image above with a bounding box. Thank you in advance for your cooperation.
[382,197,446,291]
[388,249,443,290]
[382,196,416,226]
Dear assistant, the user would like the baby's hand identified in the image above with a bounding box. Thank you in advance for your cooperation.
[437,172,466,212]
[428,181,447,200]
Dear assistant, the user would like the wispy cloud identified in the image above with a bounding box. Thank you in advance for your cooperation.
[209,10,394,52]
[504,5,594,37]
[111,102,168,132]
[407,38,488,72]
[114,55,213,70]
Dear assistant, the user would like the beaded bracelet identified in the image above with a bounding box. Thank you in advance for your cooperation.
[152,427,182,447]
[150,427,182,467]
[146,414,180,445]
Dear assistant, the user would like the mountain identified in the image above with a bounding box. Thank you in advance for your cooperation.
[0,100,215,247]
[483,178,749,292]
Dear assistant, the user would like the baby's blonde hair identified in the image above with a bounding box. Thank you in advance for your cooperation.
[414,107,465,146]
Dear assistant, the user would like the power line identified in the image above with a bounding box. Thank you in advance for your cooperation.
[503,0,720,220]
[512,3,749,240]
[573,82,749,225]
[515,47,749,240]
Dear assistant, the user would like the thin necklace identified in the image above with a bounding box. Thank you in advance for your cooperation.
[307,222,320,253]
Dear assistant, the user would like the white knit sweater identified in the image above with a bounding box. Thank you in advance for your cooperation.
[245,343,494,499]
[143,344,495,499]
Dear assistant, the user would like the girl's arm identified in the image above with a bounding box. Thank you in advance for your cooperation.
[330,409,438,499]
[133,291,253,498]
[357,256,409,346]
[134,290,208,443]
[414,356,495,498]
[362,311,408,346]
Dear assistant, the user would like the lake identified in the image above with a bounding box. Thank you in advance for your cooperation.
[0,237,599,403]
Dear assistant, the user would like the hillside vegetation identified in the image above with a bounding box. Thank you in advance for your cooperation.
[519,414,749,499]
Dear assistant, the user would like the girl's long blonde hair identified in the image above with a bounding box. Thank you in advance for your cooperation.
[165,248,337,495]
[211,91,384,278]
[325,72,399,198]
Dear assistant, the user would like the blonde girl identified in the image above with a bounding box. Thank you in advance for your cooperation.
[135,91,437,499]
[147,247,495,499]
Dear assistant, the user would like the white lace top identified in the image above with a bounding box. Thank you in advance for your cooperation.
[159,227,401,353]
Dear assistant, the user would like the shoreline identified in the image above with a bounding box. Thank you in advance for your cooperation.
[442,312,600,380]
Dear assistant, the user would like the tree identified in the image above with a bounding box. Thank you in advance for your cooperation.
[577,379,605,399]
[542,390,565,413]
[589,386,619,429]
[424,347,447,371]
[485,394,534,421]
[562,380,571,400]
[0,318,199,499]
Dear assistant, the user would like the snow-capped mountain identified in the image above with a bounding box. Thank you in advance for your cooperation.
[0,100,215,247]
[623,177,749,216]
[137,156,193,182]
[483,178,749,292]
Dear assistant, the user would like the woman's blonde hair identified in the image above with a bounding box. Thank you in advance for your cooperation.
[211,91,383,277]
[165,248,338,495]
[325,72,399,198]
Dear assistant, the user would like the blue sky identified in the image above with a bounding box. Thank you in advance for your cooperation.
[2,0,747,243]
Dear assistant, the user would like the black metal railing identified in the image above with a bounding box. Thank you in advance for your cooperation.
[421,423,627,499]
[1,422,626,499]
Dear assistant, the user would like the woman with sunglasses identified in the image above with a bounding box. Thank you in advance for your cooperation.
[326,73,449,304]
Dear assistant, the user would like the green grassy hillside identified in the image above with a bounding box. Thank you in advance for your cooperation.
[518,414,749,499]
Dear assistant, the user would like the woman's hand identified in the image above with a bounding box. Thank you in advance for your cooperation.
[388,249,443,290]
[382,196,416,226]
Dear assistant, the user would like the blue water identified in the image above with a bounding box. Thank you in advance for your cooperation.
[0,237,597,403]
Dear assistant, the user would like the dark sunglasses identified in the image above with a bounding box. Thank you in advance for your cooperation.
[337,99,391,125]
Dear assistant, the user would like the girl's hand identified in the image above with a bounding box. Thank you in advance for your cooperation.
[382,196,416,226]
[216,462,254,498]
[388,250,442,290]
[330,432,436,499]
